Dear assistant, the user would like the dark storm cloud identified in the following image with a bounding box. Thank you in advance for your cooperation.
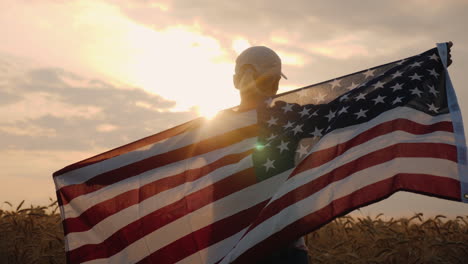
[1,66,197,151]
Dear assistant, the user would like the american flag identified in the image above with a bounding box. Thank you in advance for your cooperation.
[53,43,467,263]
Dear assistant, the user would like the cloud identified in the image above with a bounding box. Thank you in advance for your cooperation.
[106,0,468,89]
[0,57,198,152]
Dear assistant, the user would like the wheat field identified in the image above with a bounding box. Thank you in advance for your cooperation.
[1,201,467,264]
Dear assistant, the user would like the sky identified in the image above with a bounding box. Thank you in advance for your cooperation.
[1,0,468,219]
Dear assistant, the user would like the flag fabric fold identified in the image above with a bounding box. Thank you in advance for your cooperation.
[54,43,467,264]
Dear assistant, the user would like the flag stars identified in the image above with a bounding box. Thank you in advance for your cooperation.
[292,124,304,135]
[392,96,403,105]
[266,133,277,141]
[277,140,289,153]
[264,97,274,107]
[296,144,310,159]
[427,103,439,113]
[355,93,366,101]
[409,61,422,68]
[267,116,278,127]
[428,68,440,78]
[428,85,439,96]
[339,94,350,102]
[354,109,368,119]
[325,110,337,121]
[410,87,423,97]
[391,83,404,92]
[297,89,308,97]
[314,93,327,103]
[397,59,407,65]
[363,69,375,79]
[330,79,342,89]
[299,107,311,117]
[282,103,293,113]
[263,158,275,172]
[283,121,295,130]
[409,73,423,81]
[346,82,359,91]
[310,127,323,138]
[372,81,385,89]
[391,71,403,79]
[338,106,349,115]
[372,95,386,105]
[428,53,440,61]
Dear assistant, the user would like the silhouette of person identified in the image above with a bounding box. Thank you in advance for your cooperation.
[233,46,310,264]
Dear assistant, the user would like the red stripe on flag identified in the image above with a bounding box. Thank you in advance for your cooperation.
[63,149,253,235]
[232,174,461,264]
[292,119,453,177]
[138,200,269,264]
[54,118,204,177]
[58,124,258,205]
[248,142,456,232]
[67,167,257,263]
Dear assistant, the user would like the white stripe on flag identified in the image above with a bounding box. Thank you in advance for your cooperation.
[66,153,254,251]
[62,138,257,218]
[309,107,451,152]
[55,110,257,187]
[81,169,292,264]
[220,157,458,263]
[274,130,455,201]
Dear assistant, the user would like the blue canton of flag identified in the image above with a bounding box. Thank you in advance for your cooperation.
[254,47,448,181]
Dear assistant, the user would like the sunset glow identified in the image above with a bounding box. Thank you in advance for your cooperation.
[1,0,467,219]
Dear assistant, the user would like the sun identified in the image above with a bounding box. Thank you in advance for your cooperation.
[198,107,220,120]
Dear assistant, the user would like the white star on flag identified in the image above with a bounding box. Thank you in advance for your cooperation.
[277,140,289,153]
[396,58,407,65]
[372,95,386,105]
[409,61,422,68]
[428,68,440,78]
[355,93,366,101]
[282,103,293,113]
[299,107,311,117]
[372,81,385,89]
[355,109,368,119]
[314,93,326,103]
[264,97,274,107]
[339,94,349,102]
[428,53,439,61]
[338,106,349,115]
[428,85,439,96]
[346,82,359,90]
[409,73,422,81]
[392,96,403,105]
[325,110,337,121]
[263,158,275,171]
[330,79,341,89]
[292,124,304,135]
[391,71,403,78]
[297,89,308,97]
[427,103,439,113]
[363,69,375,79]
[266,116,278,127]
[283,121,295,130]
[410,87,423,97]
[266,133,277,141]
[391,83,404,92]
[296,144,310,159]
[310,127,323,138]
